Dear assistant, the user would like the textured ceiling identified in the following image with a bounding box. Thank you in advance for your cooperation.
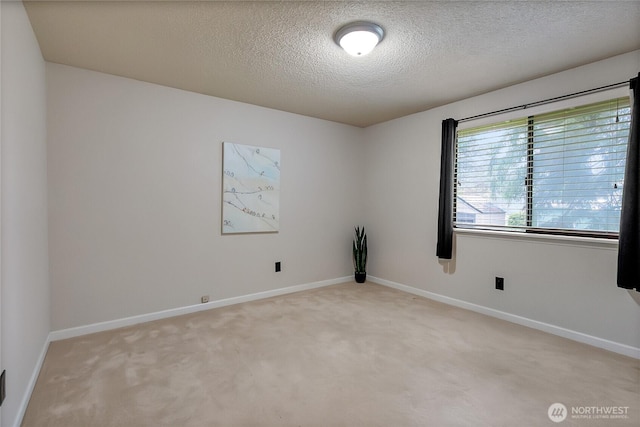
[24,1,640,127]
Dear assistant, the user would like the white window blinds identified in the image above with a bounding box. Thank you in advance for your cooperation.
[455,97,631,237]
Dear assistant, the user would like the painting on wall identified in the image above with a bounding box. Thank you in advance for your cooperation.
[222,142,280,234]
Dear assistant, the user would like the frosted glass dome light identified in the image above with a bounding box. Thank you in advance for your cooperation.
[334,22,384,57]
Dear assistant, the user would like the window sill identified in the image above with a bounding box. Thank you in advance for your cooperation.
[454,227,619,250]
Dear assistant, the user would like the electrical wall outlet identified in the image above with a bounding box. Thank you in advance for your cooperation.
[201,295,209,304]
[275,261,281,272]
[495,277,504,291]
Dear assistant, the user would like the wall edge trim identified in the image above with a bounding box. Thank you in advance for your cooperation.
[16,274,638,427]
[368,276,640,359]
[49,276,351,342]
[15,277,350,426]
[12,338,50,427]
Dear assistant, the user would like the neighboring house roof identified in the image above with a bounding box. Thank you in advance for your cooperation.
[457,196,506,215]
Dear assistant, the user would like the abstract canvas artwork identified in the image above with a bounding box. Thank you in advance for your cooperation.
[222,142,280,234]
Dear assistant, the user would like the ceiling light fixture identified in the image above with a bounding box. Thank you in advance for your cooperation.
[334,21,384,57]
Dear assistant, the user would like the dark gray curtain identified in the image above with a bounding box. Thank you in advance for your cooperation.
[618,74,639,291]
[437,118,458,259]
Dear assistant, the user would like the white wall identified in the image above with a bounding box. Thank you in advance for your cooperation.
[48,52,640,350]
[364,50,640,350]
[2,7,636,423]
[47,63,365,331]
[0,2,50,426]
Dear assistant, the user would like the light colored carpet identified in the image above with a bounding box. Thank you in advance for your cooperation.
[23,282,639,426]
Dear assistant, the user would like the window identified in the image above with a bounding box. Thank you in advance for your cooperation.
[454,97,631,238]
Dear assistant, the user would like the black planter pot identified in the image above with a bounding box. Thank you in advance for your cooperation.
[355,272,366,283]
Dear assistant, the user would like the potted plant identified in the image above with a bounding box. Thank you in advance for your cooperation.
[352,226,367,283]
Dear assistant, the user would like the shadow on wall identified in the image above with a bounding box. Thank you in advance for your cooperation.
[628,291,640,306]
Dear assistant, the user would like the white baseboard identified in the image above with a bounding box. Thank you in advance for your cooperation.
[368,276,640,359]
[20,273,636,427]
[17,277,349,427]
[50,276,351,342]
[13,338,50,427]
[13,277,350,427]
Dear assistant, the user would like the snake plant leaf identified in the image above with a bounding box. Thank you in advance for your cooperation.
[352,240,358,271]
[352,226,368,273]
